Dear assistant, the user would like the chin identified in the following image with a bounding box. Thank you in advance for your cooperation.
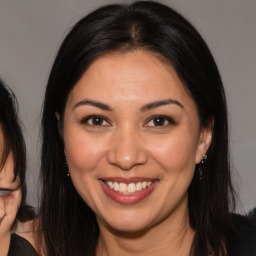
[108,221,151,235]
[98,211,154,234]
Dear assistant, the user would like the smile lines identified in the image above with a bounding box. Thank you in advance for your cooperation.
[104,180,153,194]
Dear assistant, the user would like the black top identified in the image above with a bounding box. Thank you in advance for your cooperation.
[227,212,256,256]
[8,233,38,256]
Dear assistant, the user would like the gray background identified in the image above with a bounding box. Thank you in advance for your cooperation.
[0,0,255,213]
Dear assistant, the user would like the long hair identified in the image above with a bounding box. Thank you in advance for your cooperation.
[39,1,235,255]
[0,79,34,223]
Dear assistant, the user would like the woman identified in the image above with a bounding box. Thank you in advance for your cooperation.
[0,79,37,256]
[37,1,256,255]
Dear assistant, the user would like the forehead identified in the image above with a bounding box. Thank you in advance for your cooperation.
[67,50,195,109]
[0,124,7,168]
[0,125,13,177]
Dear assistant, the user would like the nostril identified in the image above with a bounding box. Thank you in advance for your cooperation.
[107,144,148,170]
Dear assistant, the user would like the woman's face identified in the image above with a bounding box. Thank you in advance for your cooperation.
[0,126,21,237]
[0,127,20,196]
[63,51,212,233]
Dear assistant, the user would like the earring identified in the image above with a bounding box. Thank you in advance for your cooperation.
[198,154,207,182]
[65,156,70,177]
[201,154,207,162]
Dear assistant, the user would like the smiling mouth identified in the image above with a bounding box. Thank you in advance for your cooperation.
[103,180,154,194]
[100,178,159,204]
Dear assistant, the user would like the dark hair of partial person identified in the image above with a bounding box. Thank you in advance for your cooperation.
[0,79,35,223]
[38,1,236,255]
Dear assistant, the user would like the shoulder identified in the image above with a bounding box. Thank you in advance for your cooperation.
[8,233,38,256]
[15,219,36,248]
[13,219,39,254]
[247,208,256,226]
[227,209,256,256]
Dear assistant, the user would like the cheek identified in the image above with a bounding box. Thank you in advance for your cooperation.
[64,130,106,173]
[64,132,104,208]
[5,189,21,205]
[149,132,199,173]
[150,134,197,206]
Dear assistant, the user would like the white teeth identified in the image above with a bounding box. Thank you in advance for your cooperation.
[119,183,127,193]
[128,183,136,193]
[108,181,114,189]
[136,182,142,191]
[113,182,119,191]
[105,180,154,194]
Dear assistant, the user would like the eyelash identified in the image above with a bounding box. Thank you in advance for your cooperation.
[80,115,175,128]
[0,190,12,198]
[145,115,176,128]
[80,115,110,126]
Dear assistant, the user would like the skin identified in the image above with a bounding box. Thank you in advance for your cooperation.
[61,50,213,256]
[0,126,21,256]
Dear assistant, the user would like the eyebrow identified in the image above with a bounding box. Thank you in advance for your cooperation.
[140,99,184,111]
[73,99,113,111]
[73,98,184,112]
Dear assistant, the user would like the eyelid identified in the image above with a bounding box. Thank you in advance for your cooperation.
[0,189,12,197]
[80,115,111,126]
[144,115,176,127]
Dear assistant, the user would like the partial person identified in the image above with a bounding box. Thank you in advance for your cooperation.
[36,1,256,255]
[0,80,37,256]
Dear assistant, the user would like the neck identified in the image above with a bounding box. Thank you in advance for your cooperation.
[96,204,194,256]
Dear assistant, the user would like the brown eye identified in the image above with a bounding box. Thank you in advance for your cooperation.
[145,115,175,127]
[81,115,110,126]
[152,117,167,126]
[91,117,104,125]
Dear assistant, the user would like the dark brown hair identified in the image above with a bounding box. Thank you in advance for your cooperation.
[39,1,235,255]
[0,79,34,223]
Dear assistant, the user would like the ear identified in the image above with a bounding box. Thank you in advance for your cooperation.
[55,112,66,154]
[195,117,214,164]
[55,112,60,121]
[55,112,63,139]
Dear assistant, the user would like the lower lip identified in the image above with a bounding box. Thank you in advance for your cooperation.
[100,180,158,205]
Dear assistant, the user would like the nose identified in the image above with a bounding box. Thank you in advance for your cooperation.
[107,128,148,170]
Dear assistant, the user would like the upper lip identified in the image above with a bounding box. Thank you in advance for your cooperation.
[99,177,159,183]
